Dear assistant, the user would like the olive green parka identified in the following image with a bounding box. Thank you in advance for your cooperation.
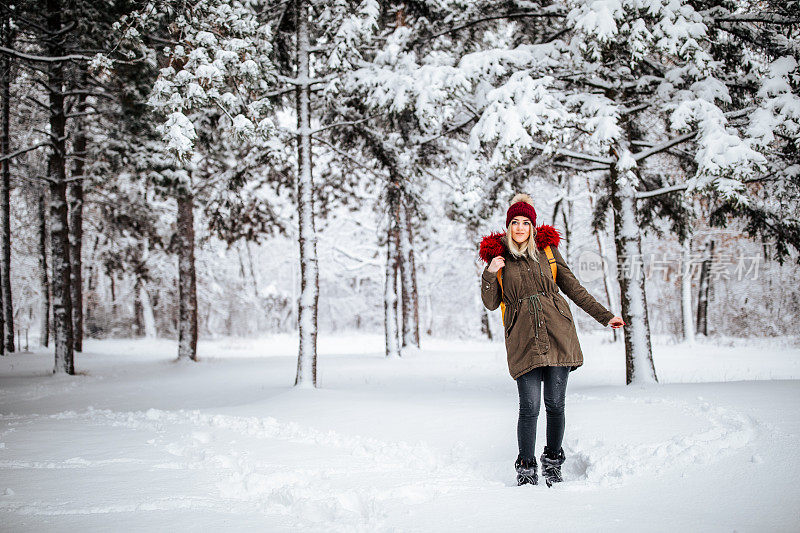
[480,229,614,379]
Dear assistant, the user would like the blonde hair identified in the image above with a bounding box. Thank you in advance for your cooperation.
[506,222,538,260]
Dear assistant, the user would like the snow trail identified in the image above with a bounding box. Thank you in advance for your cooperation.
[565,394,760,486]
[1,407,504,530]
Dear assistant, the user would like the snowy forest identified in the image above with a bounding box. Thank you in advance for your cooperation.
[1,0,799,530]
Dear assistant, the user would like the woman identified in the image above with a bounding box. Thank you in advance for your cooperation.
[479,193,625,487]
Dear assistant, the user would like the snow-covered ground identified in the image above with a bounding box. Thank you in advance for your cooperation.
[1,332,799,532]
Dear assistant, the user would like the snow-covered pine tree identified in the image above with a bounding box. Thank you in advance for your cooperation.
[109,0,383,381]
[58,0,128,352]
[334,2,486,354]
[103,0,282,361]
[26,0,77,373]
[254,0,385,377]
[291,0,320,381]
[705,2,800,263]
[62,0,154,355]
[63,9,174,342]
[425,0,798,384]
[346,4,575,352]
[0,0,136,371]
[282,0,390,376]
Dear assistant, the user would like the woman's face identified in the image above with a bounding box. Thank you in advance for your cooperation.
[510,216,532,244]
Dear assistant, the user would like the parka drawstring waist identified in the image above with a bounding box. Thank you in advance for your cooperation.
[519,291,548,339]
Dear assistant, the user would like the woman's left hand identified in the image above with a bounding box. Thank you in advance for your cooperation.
[608,316,625,329]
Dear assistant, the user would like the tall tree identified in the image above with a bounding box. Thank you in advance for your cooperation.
[176,188,197,359]
[293,0,320,383]
[384,177,401,358]
[0,5,13,353]
[68,88,86,352]
[287,0,385,379]
[680,236,695,344]
[400,195,420,347]
[44,0,75,373]
[696,238,715,336]
[37,189,50,347]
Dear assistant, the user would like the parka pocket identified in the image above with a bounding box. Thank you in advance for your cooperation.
[552,295,572,321]
[504,306,518,338]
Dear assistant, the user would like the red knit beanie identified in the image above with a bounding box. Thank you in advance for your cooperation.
[505,193,537,228]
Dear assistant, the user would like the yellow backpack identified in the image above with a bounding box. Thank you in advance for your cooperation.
[498,245,557,326]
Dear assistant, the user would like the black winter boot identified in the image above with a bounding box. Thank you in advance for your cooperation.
[540,446,566,487]
[515,455,538,486]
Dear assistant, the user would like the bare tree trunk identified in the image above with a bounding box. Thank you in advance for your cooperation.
[139,281,156,338]
[405,200,420,346]
[551,190,561,227]
[397,193,414,348]
[109,270,116,314]
[481,308,492,340]
[136,240,156,338]
[610,155,656,385]
[48,150,73,373]
[46,0,74,374]
[0,245,3,355]
[561,174,573,262]
[38,190,50,347]
[474,260,494,340]
[83,234,99,335]
[133,277,143,336]
[1,11,13,353]
[696,239,714,336]
[176,191,198,361]
[68,91,86,352]
[384,237,400,357]
[681,237,695,343]
[68,193,83,345]
[385,182,401,358]
[245,240,259,298]
[400,255,409,346]
[293,0,319,387]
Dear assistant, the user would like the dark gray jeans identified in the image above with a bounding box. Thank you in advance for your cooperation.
[515,365,570,461]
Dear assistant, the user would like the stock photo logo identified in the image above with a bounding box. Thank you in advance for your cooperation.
[574,248,609,283]
[571,246,762,283]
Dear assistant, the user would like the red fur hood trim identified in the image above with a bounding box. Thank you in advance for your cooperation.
[478,224,561,263]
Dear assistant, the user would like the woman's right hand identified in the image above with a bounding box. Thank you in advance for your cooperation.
[488,256,505,273]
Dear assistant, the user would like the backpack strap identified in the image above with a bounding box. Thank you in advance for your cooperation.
[544,245,557,281]
[497,269,506,326]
